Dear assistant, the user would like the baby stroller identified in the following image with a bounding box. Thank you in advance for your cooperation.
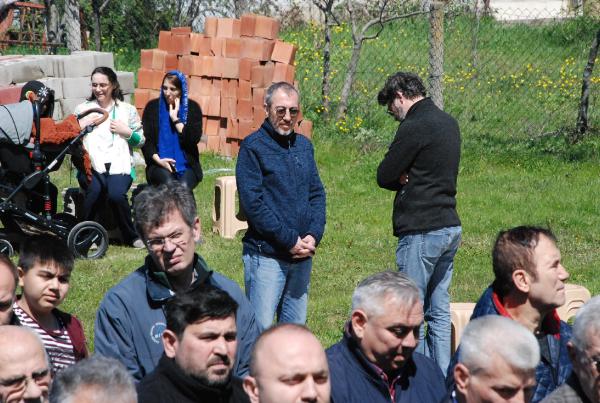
[0,92,110,259]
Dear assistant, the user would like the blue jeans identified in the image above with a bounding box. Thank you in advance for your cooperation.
[243,253,312,330]
[396,225,461,373]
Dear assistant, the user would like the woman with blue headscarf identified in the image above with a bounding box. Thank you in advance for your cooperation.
[142,71,203,189]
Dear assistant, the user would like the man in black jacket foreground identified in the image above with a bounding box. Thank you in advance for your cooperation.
[137,285,249,403]
[376,72,462,372]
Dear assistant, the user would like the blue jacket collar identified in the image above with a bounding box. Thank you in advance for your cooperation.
[145,254,212,303]
[261,118,297,149]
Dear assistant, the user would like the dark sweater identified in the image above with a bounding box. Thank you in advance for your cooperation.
[141,98,203,182]
[137,355,250,403]
[377,97,461,236]
[235,119,326,261]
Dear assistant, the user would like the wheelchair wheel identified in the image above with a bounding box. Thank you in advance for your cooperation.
[0,239,13,257]
[67,221,109,259]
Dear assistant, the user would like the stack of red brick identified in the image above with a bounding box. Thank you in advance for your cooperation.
[134,14,313,158]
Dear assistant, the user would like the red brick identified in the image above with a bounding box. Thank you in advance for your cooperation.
[221,97,237,119]
[238,119,253,139]
[272,63,295,84]
[211,79,222,97]
[216,18,241,38]
[165,53,178,70]
[192,95,210,113]
[240,14,256,37]
[253,106,265,127]
[141,49,167,70]
[189,77,212,97]
[227,138,241,157]
[222,79,238,98]
[204,17,218,37]
[190,33,208,55]
[0,85,22,105]
[206,117,221,136]
[170,34,191,55]
[295,119,313,139]
[172,26,192,34]
[239,58,258,81]
[137,107,144,119]
[237,99,253,120]
[207,134,219,149]
[158,31,171,51]
[178,55,203,76]
[207,95,221,117]
[210,37,223,57]
[263,62,275,86]
[240,38,274,61]
[252,87,265,106]
[238,80,252,100]
[271,40,297,64]
[198,140,208,153]
[227,118,239,140]
[223,38,241,58]
[134,88,151,109]
[196,56,214,77]
[137,68,163,90]
[251,65,264,88]
[222,58,240,79]
[254,16,280,39]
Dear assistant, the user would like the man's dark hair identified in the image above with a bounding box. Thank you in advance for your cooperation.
[165,284,238,338]
[0,254,18,291]
[87,66,124,102]
[134,181,197,239]
[492,226,557,297]
[377,72,427,106]
[18,234,74,274]
[264,82,299,108]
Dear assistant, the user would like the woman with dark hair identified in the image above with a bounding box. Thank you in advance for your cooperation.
[141,70,203,189]
[74,66,145,248]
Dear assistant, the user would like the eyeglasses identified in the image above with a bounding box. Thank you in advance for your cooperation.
[274,107,300,118]
[587,356,600,372]
[145,230,188,251]
[0,368,50,390]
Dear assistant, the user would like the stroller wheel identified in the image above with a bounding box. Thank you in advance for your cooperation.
[67,221,109,259]
[0,239,14,257]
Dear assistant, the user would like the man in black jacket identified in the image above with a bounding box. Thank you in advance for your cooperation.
[376,72,461,372]
[137,285,249,403]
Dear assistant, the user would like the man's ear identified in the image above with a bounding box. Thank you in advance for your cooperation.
[17,267,25,287]
[351,309,368,340]
[243,376,260,403]
[162,329,179,358]
[512,268,531,293]
[395,90,404,103]
[566,341,577,363]
[191,216,201,243]
[263,102,269,116]
[454,363,471,394]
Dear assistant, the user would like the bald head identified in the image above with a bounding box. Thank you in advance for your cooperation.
[0,326,50,403]
[0,255,18,325]
[245,324,330,403]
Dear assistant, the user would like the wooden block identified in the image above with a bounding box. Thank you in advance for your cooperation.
[204,17,218,37]
[271,40,297,64]
[165,53,178,70]
[158,31,171,51]
[240,14,256,37]
[172,26,192,34]
[272,63,295,84]
[295,119,313,139]
[206,117,220,136]
[237,99,253,120]
[216,18,241,38]
[134,88,151,109]
[170,33,191,55]
[238,119,254,139]
[222,58,240,79]
[254,16,280,39]
[238,80,252,100]
[222,79,238,98]
[239,58,258,81]
[252,87,265,106]
[141,49,167,70]
[223,38,241,58]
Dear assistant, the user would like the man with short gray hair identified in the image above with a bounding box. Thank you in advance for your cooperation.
[49,356,136,403]
[236,81,326,329]
[450,315,540,403]
[542,295,600,403]
[326,271,446,403]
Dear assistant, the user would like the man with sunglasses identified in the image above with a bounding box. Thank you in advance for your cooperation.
[542,296,600,403]
[376,72,461,373]
[236,82,326,330]
[0,326,51,403]
[94,182,261,381]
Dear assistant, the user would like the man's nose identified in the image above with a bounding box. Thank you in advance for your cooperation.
[300,377,318,401]
[558,264,569,281]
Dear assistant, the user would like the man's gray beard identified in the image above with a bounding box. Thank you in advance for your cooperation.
[268,117,293,136]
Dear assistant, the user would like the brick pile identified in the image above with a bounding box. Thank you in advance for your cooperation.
[134,14,313,158]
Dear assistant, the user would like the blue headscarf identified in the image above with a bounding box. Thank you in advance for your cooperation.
[158,70,189,174]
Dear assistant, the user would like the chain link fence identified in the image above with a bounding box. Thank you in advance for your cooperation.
[287,1,600,149]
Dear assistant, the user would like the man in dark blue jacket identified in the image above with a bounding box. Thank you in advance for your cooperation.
[95,182,261,381]
[236,82,326,330]
[447,226,572,403]
[327,271,446,403]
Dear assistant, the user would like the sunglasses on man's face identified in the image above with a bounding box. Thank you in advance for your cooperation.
[274,107,300,118]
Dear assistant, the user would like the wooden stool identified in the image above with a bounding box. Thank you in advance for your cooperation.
[212,176,247,239]
[556,283,591,323]
[450,302,476,354]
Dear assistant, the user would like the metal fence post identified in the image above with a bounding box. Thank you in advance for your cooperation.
[428,1,445,109]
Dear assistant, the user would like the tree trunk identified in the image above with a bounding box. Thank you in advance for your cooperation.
[43,0,60,45]
[428,1,444,109]
[92,0,101,50]
[63,0,82,51]
[321,16,332,116]
[336,41,363,120]
[573,28,600,142]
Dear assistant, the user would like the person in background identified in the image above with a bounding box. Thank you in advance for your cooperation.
[142,70,203,190]
[0,254,18,325]
[74,66,145,248]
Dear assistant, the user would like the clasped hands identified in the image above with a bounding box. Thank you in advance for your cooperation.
[289,235,317,259]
